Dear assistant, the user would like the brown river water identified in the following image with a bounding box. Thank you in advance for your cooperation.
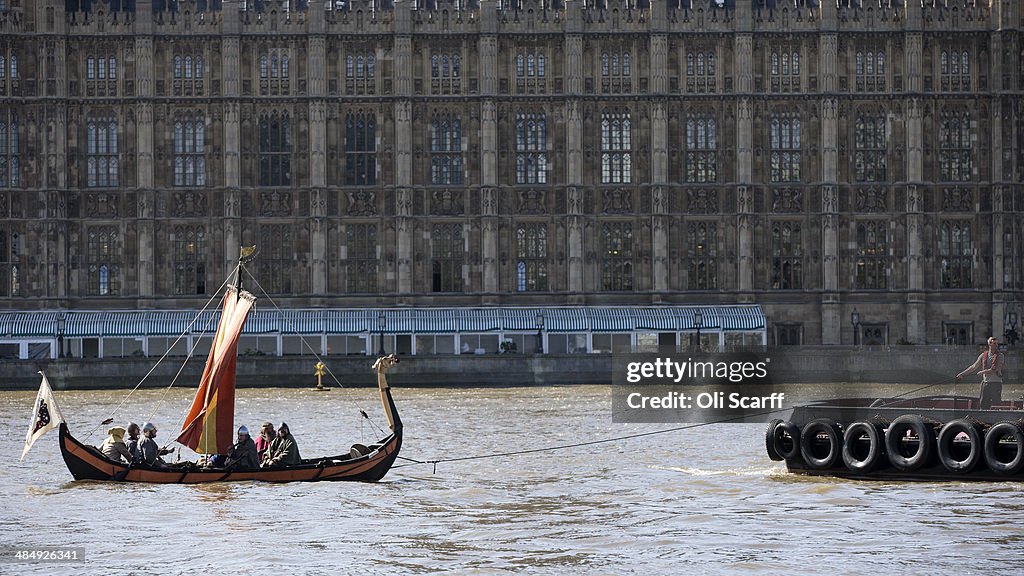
[2,384,1023,575]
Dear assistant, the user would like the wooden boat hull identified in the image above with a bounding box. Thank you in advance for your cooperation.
[59,423,402,484]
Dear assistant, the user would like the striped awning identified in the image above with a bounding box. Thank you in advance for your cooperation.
[676,307,721,331]
[719,306,766,331]
[380,309,416,334]
[279,310,322,334]
[324,310,373,334]
[416,308,460,334]
[66,312,147,337]
[545,308,588,333]
[588,308,633,332]
[501,308,545,331]
[244,310,284,334]
[0,312,61,337]
[460,308,502,332]
[634,307,677,331]
[8,305,767,339]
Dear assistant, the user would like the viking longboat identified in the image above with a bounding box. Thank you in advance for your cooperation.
[58,249,403,484]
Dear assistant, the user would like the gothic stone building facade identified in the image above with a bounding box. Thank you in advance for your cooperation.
[0,0,1021,346]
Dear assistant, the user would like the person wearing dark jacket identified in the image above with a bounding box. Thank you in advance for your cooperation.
[262,422,301,467]
[138,422,172,467]
[125,422,141,464]
[224,426,259,469]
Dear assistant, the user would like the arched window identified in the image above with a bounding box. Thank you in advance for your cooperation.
[86,115,118,187]
[430,112,462,185]
[769,113,801,183]
[516,224,548,292]
[345,111,377,185]
[259,114,292,186]
[601,223,633,292]
[515,112,547,184]
[600,111,631,184]
[686,113,717,183]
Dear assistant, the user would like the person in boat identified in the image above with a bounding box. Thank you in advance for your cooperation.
[262,422,301,467]
[99,426,132,464]
[255,421,276,463]
[138,422,173,467]
[224,425,259,470]
[956,336,1004,408]
[125,422,142,464]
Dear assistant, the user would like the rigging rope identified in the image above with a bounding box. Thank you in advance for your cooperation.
[146,309,220,432]
[85,265,238,441]
[392,406,794,472]
[866,375,962,409]
[392,375,974,473]
[240,265,378,432]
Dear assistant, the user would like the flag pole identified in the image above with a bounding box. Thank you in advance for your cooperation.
[20,371,66,463]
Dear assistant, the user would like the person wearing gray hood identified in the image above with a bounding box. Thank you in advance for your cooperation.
[224,425,259,469]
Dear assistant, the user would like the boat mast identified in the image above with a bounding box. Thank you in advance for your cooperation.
[236,245,257,295]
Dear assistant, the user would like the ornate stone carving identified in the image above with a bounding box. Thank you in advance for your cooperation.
[855,189,887,213]
[688,190,718,214]
[85,192,119,218]
[172,191,207,217]
[259,190,292,217]
[737,186,752,213]
[47,192,66,219]
[310,189,327,218]
[652,186,668,214]
[821,185,837,213]
[771,189,802,213]
[518,190,546,215]
[431,190,463,215]
[602,189,631,214]
[907,186,922,213]
[480,187,498,216]
[567,186,583,214]
[942,188,972,212]
[347,191,376,216]
[224,190,240,218]
[396,188,413,217]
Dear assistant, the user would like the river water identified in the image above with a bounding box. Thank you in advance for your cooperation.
[2,384,1023,575]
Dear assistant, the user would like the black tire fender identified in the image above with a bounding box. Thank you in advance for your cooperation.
[885,415,935,472]
[765,419,784,461]
[800,418,842,470]
[771,420,801,461]
[983,422,1024,476]
[842,420,885,473]
[936,419,983,473]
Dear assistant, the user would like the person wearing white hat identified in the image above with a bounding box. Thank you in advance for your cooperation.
[98,426,132,464]
[224,425,259,469]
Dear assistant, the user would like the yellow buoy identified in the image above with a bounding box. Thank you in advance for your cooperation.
[313,361,330,391]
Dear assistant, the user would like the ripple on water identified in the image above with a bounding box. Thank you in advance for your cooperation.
[3,385,1024,574]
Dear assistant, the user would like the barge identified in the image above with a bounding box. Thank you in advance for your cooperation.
[766,394,1024,481]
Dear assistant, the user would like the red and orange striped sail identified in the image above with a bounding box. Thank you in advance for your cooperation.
[176,286,255,455]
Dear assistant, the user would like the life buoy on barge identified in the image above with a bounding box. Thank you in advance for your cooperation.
[766,395,1024,481]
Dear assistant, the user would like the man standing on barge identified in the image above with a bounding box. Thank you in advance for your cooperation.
[956,337,1004,409]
